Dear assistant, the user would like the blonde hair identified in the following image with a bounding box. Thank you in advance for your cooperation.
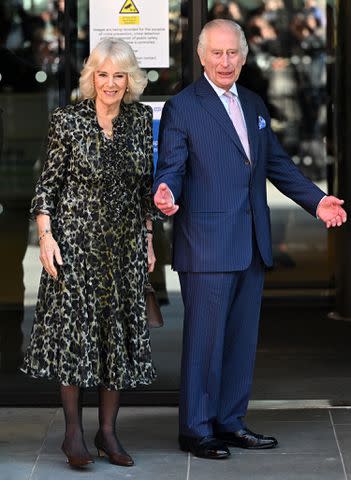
[79,38,147,103]
[198,19,249,59]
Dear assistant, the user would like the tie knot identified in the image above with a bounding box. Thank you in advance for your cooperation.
[224,91,237,105]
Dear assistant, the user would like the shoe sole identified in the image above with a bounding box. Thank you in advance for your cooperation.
[179,446,230,459]
[224,441,278,450]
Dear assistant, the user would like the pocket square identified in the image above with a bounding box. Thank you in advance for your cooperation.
[258,115,266,130]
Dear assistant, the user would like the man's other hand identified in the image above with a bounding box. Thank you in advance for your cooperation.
[317,195,347,228]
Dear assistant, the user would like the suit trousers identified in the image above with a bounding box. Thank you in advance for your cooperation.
[178,244,265,438]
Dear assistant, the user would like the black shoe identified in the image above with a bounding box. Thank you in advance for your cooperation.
[179,435,230,459]
[217,428,278,449]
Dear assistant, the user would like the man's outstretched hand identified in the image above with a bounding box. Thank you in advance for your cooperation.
[154,183,179,216]
[317,195,347,228]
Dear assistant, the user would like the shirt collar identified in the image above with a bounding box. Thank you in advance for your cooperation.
[204,72,238,98]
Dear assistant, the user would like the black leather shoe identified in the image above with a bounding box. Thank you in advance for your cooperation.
[217,429,278,449]
[179,435,230,459]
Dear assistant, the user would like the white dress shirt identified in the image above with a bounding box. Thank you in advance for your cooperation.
[204,73,247,129]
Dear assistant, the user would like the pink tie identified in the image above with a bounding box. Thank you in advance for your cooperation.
[224,91,251,161]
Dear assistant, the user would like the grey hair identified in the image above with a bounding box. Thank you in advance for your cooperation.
[197,19,249,59]
[79,37,147,103]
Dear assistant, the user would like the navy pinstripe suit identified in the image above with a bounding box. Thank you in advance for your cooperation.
[154,75,325,438]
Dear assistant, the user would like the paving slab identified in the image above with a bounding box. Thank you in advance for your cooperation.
[189,453,345,480]
[31,453,188,480]
[0,407,349,480]
[332,424,351,478]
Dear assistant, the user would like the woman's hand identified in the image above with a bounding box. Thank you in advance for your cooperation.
[39,234,63,279]
[147,236,156,272]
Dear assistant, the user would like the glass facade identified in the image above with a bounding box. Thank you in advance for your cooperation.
[0,0,61,377]
[0,0,337,403]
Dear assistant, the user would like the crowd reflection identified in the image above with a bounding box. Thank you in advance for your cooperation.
[209,0,326,182]
[0,2,62,373]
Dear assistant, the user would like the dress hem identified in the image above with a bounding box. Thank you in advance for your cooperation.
[20,366,157,391]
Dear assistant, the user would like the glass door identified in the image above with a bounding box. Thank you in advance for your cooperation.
[0,0,61,401]
[0,0,195,405]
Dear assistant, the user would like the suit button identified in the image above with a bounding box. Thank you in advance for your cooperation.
[245,160,251,165]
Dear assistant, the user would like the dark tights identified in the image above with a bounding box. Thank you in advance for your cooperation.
[60,385,91,458]
[95,387,127,454]
[60,384,124,456]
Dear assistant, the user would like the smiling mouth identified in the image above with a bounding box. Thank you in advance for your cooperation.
[104,90,118,96]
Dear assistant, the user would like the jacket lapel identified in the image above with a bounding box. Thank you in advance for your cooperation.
[195,76,247,159]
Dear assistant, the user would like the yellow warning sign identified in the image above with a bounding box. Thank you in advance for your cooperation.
[119,15,140,25]
[119,0,139,14]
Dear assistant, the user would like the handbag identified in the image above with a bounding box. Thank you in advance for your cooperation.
[145,282,164,328]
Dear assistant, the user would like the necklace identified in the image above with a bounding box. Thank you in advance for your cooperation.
[96,110,118,140]
[103,128,113,139]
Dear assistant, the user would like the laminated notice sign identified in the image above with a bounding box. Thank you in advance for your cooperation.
[89,0,169,68]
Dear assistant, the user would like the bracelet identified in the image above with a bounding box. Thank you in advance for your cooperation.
[146,229,153,235]
[38,229,52,242]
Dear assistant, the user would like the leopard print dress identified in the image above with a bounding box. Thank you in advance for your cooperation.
[21,99,157,390]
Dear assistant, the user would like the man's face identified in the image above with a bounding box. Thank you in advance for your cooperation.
[198,26,246,90]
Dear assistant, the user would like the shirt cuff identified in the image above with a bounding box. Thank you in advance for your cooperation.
[316,195,327,219]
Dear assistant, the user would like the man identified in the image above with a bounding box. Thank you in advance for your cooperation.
[153,19,346,460]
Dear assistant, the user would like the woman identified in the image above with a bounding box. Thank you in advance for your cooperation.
[22,38,157,468]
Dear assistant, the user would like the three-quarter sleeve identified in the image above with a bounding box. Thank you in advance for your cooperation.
[140,106,162,221]
[30,108,70,218]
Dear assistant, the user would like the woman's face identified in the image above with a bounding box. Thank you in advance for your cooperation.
[93,58,128,108]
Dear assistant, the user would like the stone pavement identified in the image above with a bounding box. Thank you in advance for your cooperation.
[1,406,351,480]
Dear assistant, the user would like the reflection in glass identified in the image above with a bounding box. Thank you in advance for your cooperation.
[0,1,60,375]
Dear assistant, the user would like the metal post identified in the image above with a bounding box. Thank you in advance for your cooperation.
[63,0,71,105]
[63,0,77,106]
[189,0,208,82]
[329,0,351,321]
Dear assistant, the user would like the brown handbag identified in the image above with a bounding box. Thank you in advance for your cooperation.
[145,282,164,328]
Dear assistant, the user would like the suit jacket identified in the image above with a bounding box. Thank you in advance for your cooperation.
[153,75,325,272]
